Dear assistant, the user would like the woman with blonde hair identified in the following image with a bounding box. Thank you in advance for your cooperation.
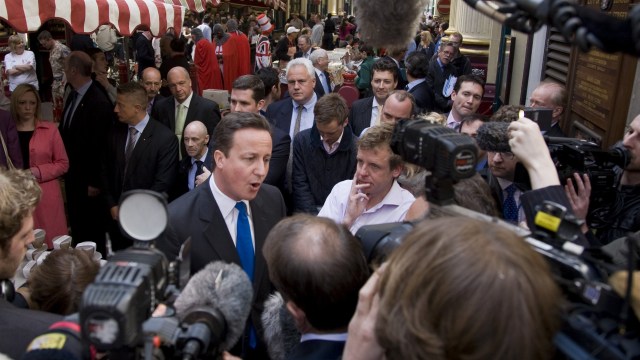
[11,84,69,249]
[3,35,38,92]
[417,30,436,60]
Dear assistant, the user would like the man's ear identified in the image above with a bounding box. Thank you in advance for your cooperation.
[286,301,311,333]
[213,149,225,169]
[391,163,403,179]
[552,105,564,120]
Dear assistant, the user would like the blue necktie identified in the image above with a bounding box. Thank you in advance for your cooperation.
[234,201,257,349]
[503,184,518,222]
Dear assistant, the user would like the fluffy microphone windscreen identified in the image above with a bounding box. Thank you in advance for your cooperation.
[174,261,253,350]
[354,0,429,49]
[476,121,512,153]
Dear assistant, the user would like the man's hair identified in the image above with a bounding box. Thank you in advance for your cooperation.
[460,113,488,128]
[256,67,279,98]
[376,217,562,360]
[286,58,315,79]
[37,30,52,41]
[439,41,456,54]
[372,58,398,82]
[314,93,348,125]
[490,104,524,123]
[10,84,41,123]
[453,74,485,96]
[386,90,416,116]
[449,31,463,42]
[29,248,100,315]
[213,112,272,157]
[66,51,93,77]
[233,75,265,103]
[538,80,567,108]
[357,123,403,170]
[119,81,148,107]
[0,169,41,253]
[309,48,328,66]
[440,22,449,31]
[298,34,311,46]
[405,51,429,79]
[226,19,238,32]
[263,215,369,331]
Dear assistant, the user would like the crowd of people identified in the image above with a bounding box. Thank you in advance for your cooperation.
[0,8,638,360]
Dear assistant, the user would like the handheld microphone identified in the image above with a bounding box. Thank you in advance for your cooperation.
[172,261,253,358]
[354,0,429,49]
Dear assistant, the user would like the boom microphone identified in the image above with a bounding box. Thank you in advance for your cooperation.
[173,261,253,357]
[261,292,300,360]
[354,0,429,49]
[476,121,511,153]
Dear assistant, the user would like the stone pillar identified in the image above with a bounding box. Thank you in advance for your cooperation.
[447,1,494,81]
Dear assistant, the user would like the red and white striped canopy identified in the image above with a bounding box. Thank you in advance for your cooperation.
[0,0,187,36]
[161,0,220,13]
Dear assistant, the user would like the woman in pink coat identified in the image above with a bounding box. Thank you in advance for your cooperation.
[11,84,69,249]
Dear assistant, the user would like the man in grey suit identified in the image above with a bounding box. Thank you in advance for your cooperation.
[150,66,221,156]
[157,112,286,359]
[348,59,398,136]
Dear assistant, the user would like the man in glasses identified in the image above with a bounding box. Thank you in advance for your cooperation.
[476,121,529,224]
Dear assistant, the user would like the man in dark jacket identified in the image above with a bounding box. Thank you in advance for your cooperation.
[293,94,356,214]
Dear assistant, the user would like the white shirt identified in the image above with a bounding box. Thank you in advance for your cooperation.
[318,180,416,234]
[127,114,150,150]
[446,111,461,130]
[289,93,317,140]
[5,50,38,91]
[370,97,382,127]
[208,175,256,249]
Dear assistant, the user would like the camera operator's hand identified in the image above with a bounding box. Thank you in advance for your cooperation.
[223,351,243,360]
[343,264,386,360]
[565,173,591,233]
[508,117,560,189]
[344,175,370,229]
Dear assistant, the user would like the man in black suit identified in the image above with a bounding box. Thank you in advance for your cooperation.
[134,30,155,78]
[151,66,221,156]
[383,48,408,90]
[309,48,332,98]
[263,215,369,360]
[230,75,290,195]
[59,51,113,253]
[157,112,286,359]
[141,67,163,114]
[103,82,178,250]
[295,34,314,60]
[172,120,213,199]
[529,80,567,137]
[405,51,434,113]
[425,42,458,114]
[0,169,62,360]
[348,58,398,136]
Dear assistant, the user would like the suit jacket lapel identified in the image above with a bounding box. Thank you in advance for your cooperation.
[249,192,269,294]
[126,120,154,172]
[198,185,241,265]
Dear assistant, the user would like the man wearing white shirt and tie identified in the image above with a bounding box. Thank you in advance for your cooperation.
[310,49,332,98]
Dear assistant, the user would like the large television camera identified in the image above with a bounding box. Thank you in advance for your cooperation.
[358,119,639,359]
[25,191,252,360]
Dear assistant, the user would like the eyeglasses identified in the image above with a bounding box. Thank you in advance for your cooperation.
[488,151,516,160]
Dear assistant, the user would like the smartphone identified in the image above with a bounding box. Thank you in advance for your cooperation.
[523,107,553,132]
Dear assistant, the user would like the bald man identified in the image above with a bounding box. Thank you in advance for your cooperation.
[529,80,567,137]
[141,67,163,114]
[151,66,221,157]
[171,120,213,199]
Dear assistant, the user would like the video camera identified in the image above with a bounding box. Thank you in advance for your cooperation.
[358,119,640,359]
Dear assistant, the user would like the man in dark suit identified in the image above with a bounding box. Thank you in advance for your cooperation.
[0,169,62,360]
[172,120,213,199]
[405,51,434,113]
[157,112,286,360]
[263,215,369,360]
[59,51,113,253]
[134,30,155,78]
[348,58,398,136]
[141,67,164,114]
[230,75,290,195]
[443,75,485,130]
[383,48,408,90]
[529,80,567,137]
[425,42,458,114]
[151,66,221,156]
[309,48,332,98]
[103,82,179,250]
[294,34,314,60]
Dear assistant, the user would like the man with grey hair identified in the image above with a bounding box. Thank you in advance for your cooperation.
[529,80,567,137]
[310,13,324,47]
[295,34,314,60]
[310,48,332,98]
[266,58,318,199]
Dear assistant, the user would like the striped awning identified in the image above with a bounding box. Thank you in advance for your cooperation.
[227,0,286,11]
[0,0,185,36]
[162,0,220,13]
